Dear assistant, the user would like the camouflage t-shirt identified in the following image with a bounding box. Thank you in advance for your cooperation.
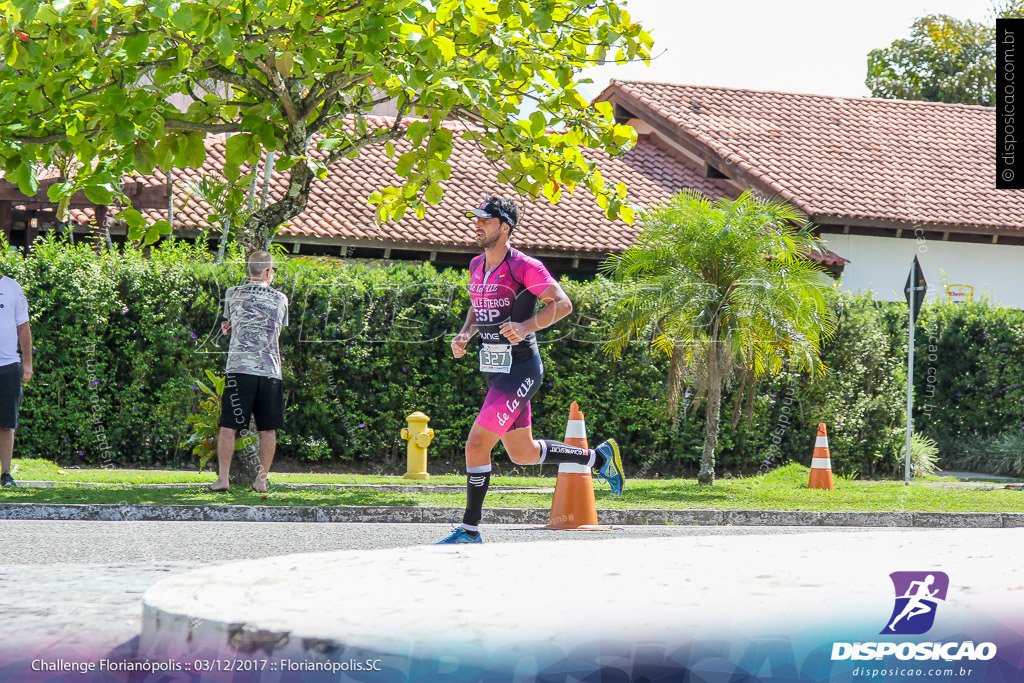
[223,281,289,379]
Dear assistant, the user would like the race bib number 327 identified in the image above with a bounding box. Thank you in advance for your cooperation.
[479,344,512,373]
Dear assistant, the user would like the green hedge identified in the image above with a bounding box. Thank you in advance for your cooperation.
[912,301,1024,474]
[2,238,1019,477]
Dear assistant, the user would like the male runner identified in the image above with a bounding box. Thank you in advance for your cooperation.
[436,197,624,544]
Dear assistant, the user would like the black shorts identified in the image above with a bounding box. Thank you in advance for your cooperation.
[219,373,285,431]
[0,362,21,429]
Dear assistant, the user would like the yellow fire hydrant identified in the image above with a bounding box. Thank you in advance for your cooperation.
[401,412,435,480]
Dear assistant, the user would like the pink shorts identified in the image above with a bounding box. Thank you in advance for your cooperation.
[474,355,543,435]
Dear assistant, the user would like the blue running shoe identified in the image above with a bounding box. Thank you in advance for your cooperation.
[594,439,624,495]
[435,527,482,544]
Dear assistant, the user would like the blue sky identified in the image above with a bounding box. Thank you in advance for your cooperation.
[579,0,996,100]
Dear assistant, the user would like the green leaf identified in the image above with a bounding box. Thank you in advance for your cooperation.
[434,35,456,62]
[319,137,343,152]
[223,133,252,181]
[119,208,146,230]
[143,219,172,244]
[395,151,417,177]
[170,5,196,31]
[406,121,430,146]
[153,65,176,85]
[529,111,546,137]
[183,134,207,168]
[619,204,635,225]
[46,181,71,203]
[127,223,146,241]
[132,143,156,174]
[12,162,37,197]
[113,117,135,145]
[426,158,451,180]
[123,32,149,62]
[276,51,294,76]
[83,185,114,205]
[436,0,458,23]
[215,24,235,59]
[424,182,443,204]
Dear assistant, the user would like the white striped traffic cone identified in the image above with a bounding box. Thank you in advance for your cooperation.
[808,423,835,491]
[546,401,601,529]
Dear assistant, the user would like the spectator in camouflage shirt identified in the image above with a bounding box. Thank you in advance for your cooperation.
[209,251,289,493]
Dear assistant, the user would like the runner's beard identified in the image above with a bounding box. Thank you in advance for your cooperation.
[477,232,501,250]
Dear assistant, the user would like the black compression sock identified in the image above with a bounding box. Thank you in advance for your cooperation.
[538,440,595,466]
[462,465,491,529]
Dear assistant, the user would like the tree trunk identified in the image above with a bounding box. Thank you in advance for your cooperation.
[236,126,314,253]
[698,345,722,486]
[216,214,231,263]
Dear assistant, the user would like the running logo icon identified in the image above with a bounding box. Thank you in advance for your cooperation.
[881,571,949,635]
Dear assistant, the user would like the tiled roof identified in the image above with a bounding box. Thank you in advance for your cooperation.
[113,117,739,257]
[601,80,1024,232]
[58,115,846,265]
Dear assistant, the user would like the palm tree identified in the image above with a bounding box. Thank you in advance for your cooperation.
[604,190,838,485]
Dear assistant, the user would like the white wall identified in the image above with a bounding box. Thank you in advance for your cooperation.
[821,233,1024,309]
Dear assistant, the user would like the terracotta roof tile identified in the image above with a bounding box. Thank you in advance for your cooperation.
[140,116,738,257]
[606,80,1024,232]
[52,110,842,264]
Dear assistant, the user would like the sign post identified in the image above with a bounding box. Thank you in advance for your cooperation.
[903,257,927,485]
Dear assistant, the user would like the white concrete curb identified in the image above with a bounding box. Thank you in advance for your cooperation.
[0,502,1022,527]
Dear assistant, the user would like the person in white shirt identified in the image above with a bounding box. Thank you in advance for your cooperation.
[0,273,33,487]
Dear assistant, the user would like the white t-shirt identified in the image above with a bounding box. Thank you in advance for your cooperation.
[0,276,30,366]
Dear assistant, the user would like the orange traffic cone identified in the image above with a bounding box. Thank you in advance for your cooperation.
[547,401,602,529]
[808,423,835,490]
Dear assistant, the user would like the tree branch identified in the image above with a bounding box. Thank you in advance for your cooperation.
[4,131,69,144]
[324,108,408,167]
[300,69,371,122]
[252,52,299,124]
[309,92,393,135]
[164,120,243,133]
[204,62,278,103]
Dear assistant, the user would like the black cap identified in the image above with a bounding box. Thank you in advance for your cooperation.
[464,200,517,230]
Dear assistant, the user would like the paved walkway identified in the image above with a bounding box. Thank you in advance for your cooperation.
[0,521,869,676]
[139,528,1024,681]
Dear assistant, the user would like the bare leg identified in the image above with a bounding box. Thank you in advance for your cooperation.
[501,426,542,465]
[253,430,276,492]
[465,422,501,469]
[211,427,236,490]
[0,428,13,474]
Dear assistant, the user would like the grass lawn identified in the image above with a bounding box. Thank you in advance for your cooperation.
[1,459,1022,513]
